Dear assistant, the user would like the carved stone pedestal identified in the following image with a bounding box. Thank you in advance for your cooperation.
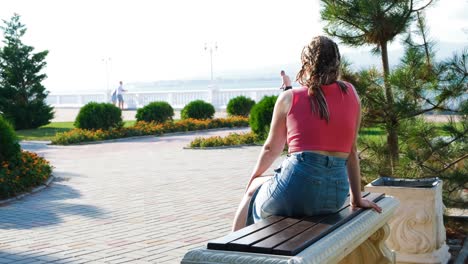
[365,179,450,264]
[182,197,399,264]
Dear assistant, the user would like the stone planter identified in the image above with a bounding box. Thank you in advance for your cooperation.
[365,177,451,264]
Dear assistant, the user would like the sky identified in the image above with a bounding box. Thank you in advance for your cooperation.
[0,0,467,93]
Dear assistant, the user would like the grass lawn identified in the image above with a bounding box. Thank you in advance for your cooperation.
[16,121,136,141]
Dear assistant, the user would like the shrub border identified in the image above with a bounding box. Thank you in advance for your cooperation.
[49,127,251,146]
[0,174,55,205]
[51,117,250,145]
[183,144,260,150]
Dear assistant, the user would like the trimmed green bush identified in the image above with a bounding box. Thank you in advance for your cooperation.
[181,100,215,120]
[249,95,278,139]
[0,115,20,163]
[136,101,174,123]
[74,102,123,130]
[227,96,256,117]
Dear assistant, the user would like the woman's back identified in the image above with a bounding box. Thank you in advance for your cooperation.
[286,82,359,154]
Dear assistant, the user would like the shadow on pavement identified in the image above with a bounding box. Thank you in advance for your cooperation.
[0,250,68,263]
[0,182,106,230]
[19,141,51,152]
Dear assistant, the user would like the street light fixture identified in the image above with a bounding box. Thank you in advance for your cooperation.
[204,43,217,83]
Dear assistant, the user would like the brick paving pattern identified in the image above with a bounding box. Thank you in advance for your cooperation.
[1,128,282,263]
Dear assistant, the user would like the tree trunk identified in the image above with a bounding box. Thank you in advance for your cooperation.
[381,41,399,174]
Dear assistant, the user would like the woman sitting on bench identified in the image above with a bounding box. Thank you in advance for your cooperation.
[232,36,382,231]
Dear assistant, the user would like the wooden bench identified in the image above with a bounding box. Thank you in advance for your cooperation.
[182,192,399,264]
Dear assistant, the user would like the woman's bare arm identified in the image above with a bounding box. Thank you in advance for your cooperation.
[347,86,382,213]
[245,91,291,191]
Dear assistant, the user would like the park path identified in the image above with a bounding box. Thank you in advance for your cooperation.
[0,128,281,263]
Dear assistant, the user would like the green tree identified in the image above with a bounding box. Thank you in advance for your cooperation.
[342,11,467,205]
[249,95,278,140]
[321,0,433,172]
[0,14,53,129]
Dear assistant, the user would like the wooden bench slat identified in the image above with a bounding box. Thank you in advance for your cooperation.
[248,192,371,254]
[227,217,303,251]
[207,191,375,253]
[272,192,384,255]
[248,217,322,254]
[207,215,285,250]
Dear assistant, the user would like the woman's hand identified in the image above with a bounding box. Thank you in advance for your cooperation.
[351,198,382,213]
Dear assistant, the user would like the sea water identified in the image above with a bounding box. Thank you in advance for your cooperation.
[125,78,288,92]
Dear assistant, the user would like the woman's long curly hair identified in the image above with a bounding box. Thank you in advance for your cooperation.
[296,36,348,122]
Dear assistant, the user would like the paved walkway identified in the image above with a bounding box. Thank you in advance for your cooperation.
[0,128,281,263]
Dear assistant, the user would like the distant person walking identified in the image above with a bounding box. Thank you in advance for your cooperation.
[115,81,127,110]
[111,89,117,105]
[280,70,292,91]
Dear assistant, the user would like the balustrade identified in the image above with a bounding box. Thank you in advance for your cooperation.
[47,88,282,109]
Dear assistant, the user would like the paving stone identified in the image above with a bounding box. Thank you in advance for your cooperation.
[0,128,283,262]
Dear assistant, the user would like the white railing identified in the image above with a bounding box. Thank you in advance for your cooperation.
[46,88,282,109]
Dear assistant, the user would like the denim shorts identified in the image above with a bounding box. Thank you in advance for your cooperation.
[247,152,349,225]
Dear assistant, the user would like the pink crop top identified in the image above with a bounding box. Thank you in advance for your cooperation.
[287,82,359,153]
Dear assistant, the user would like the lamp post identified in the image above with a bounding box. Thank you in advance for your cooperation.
[204,43,217,83]
[102,57,112,100]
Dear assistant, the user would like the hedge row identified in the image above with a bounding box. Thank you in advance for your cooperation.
[1,115,53,200]
[52,117,249,145]
[75,98,251,130]
[0,151,53,199]
[189,132,258,148]
[0,115,20,163]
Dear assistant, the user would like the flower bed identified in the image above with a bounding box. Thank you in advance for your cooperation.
[51,117,249,145]
[189,132,259,148]
[0,151,53,200]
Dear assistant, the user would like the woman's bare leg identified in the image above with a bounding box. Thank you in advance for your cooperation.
[232,175,272,232]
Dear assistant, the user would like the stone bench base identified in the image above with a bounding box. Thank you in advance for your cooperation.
[182,197,399,264]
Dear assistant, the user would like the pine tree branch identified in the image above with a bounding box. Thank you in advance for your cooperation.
[327,31,366,44]
[420,162,438,173]
[412,0,434,12]
[383,1,399,13]
[393,0,414,36]
[335,15,368,33]
[416,129,467,171]
[333,0,369,23]
[402,106,437,119]
[422,135,436,154]
[401,96,456,119]
[436,154,468,174]
[416,11,432,67]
